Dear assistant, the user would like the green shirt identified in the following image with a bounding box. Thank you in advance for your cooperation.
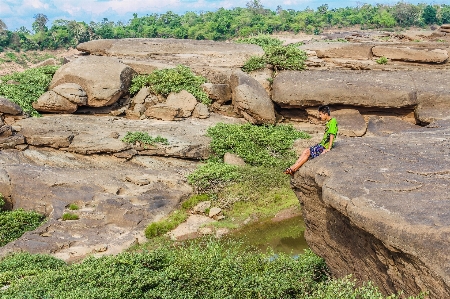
[320,118,338,149]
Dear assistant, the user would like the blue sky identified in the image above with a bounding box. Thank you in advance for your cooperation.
[0,0,435,31]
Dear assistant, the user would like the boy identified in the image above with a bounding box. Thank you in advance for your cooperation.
[284,105,338,175]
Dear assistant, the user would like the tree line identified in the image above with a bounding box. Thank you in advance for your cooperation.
[0,1,449,52]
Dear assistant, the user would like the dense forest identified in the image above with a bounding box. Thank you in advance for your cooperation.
[0,1,449,51]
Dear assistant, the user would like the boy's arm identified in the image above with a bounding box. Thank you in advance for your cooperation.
[323,134,335,153]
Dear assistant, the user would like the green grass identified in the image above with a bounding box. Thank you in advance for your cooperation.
[0,65,59,116]
[61,213,79,221]
[0,209,45,246]
[145,209,188,238]
[376,56,388,64]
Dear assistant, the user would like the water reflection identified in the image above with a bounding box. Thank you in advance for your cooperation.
[226,215,309,255]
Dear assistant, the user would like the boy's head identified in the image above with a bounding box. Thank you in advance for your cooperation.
[318,105,331,121]
[318,105,331,116]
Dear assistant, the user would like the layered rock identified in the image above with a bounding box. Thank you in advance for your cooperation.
[372,46,448,63]
[49,56,136,107]
[291,120,450,298]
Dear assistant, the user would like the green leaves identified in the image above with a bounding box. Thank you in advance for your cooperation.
[239,36,307,72]
[0,209,44,246]
[121,131,169,148]
[129,65,210,105]
[207,123,309,167]
[0,65,59,116]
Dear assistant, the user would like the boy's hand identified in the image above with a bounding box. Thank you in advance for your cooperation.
[323,149,330,154]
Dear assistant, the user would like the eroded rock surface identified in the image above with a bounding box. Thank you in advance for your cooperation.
[291,120,450,298]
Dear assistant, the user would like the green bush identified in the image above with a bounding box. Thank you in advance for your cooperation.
[121,131,169,148]
[0,252,66,286]
[181,194,210,210]
[0,193,4,211]
[0,209,45,246]
[241,41,308,72]
[61,213,79,221]
[236,35,283,50]
[0,65,59,116]
[68,203,79,210]
[144,210,188,238]
[0,239,422,299]
[129,65,210,105]
[207,123,309,167]
[187,161,240,192]
[376,56,388,64]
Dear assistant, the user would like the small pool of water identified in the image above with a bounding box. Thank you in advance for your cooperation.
[226,215,309,256]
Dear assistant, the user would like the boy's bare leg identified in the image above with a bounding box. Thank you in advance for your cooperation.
[286,148,310,173]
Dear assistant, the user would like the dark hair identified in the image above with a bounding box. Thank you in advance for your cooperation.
[318,105,331,116]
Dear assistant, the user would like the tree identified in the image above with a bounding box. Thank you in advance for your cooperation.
[422,5,437,25]
[32,13,49,33]
[246,0,265,14]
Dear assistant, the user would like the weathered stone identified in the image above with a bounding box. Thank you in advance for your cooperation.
[201,83,231,104]
[301,42,373,60]
[366,116,417,137]
[0,97,23,115]
[113,149,138,160]
[133,103,146,115]
[372,46,449,63]
[145,105,180,121]
[68,135,131,154]
[165,90,198,118]
[291,121,450,299]
[441,24,450,29]
[35,58,59,68]
[272,70,420,109]
[209,207,222,218]
[0,125,12,137]
[132,87,151,105]
[192,201,211,213]
[50,56,136,107]
[33,91,78,113]
[415,98,450,125]
[52,83,87,106]
[77,38,264,68]
[22,131,74,148]
[332,109,367,137]
[224,152,246,166]
[0,135,25,149]
[192,103,209,119]
[233,84,275,124]
[247,68,273,97]
[168,215,215,241]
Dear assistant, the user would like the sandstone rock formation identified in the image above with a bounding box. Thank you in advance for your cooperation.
[291,120,450,299]
[49,56,136,107]
[33,91,78,113]
[0,97,23,115]
[165,90,198,118]
[372,46,448,63]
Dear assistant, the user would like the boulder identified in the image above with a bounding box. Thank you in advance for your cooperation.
[192,201,211,214]
[132,87,151,105]
[224,152,246,166]
[0,135,25,149]
[0,125,12,137]
[291,120,450,298]
[300,43,373,60]
[35,58,59,68]
[0,97,23,115]
[233,84,276,125]
[49,56,136,107]
[52,83,87,106]
[332,109,367,137]
[230,70,275,124]
[272,70,421,109]
[201,83,231,104]
[165,90,198,118]
[145,105,180,121]
[33,91,78,113]
[415,98,450,125]
[441,24,450,29]
[248,68,273,96]
[192,103,209,119]
[372,46,449,63]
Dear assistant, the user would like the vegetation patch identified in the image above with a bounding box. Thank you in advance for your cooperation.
[0,239,425,299]
[68,203,79,210]
[239,35,307,72]
[144,209,188,239]
[376,56,388,64]
[121,131,169,148]
[0,209,45,246]
[129,65,210,105]
[0,65,59,116]
[61,213,79,221]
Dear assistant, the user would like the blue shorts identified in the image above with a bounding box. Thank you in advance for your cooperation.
[309,144,325,159]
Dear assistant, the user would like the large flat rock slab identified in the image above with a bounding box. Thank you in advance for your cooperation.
[291,120,450,298]
[15,114,243,158]
[272,70,450,124]
[77,38,264,68]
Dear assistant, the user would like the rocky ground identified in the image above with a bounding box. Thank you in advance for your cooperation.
[0,26,449,297]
